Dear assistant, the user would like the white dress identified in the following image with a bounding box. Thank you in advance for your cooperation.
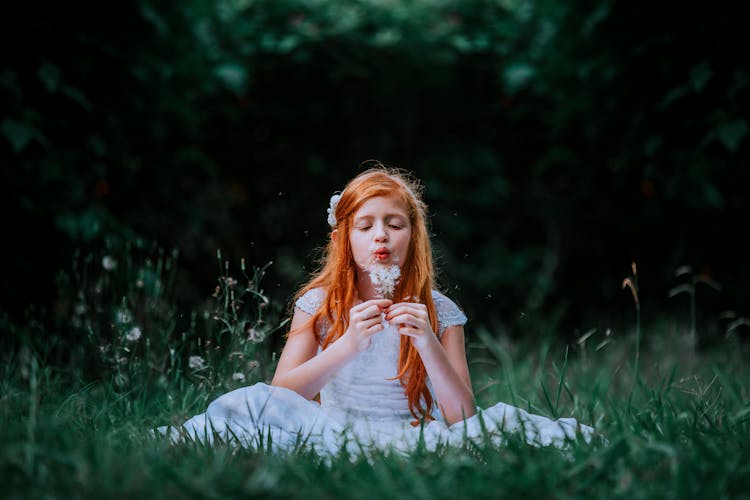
[158,289,594,456]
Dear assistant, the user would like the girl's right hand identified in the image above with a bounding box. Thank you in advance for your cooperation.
[344,298,393,352]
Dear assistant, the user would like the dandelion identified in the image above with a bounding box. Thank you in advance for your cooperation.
[232,372,246,382]
[189,355,207,370]
[102,256,117,271]
[368,264,401,299]
[126,326,142,342]
[247,327,264,343]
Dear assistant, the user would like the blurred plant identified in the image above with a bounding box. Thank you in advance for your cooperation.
[621,261,640,381]
[667,265,721,350]
[200,250,288,388]
[53,240,282,391]
[719,310,750,340]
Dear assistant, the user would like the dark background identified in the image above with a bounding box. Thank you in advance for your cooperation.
[2,0,748,347]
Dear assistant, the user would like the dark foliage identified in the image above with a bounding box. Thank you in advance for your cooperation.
[2,0,748,346]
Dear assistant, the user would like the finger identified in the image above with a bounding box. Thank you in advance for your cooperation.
[353,305,384,322]
[360,316,385,330]
[388,313,422,329]
[385,304,427,320]
[353,299,392,313]
[398,326,419,338]
[365,322,386,335]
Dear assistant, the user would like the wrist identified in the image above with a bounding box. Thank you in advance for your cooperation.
[414,331,440,354]
[339,329,365,355]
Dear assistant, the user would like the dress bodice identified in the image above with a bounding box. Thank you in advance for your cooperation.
[294,288,468,423]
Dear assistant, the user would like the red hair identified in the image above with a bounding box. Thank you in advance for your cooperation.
[290,163,439,421]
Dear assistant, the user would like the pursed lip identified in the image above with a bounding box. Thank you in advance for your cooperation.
[373,247,391,260]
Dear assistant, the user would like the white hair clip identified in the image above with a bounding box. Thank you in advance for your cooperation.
[327,194,342,228]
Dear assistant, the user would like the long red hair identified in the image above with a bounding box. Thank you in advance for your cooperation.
[290,164,439,421]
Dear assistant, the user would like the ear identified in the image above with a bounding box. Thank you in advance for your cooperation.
[331,229,337,241]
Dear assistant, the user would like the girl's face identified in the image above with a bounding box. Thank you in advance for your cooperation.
[349,195,412,273]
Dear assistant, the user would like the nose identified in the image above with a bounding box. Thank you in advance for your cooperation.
[374,221,388,242]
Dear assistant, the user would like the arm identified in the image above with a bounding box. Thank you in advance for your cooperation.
[271,299,392,400]
[419,325,476,425]
[386,305,476,425]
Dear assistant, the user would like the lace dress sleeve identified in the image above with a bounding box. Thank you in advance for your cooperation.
[431,290,468,337]
[294,288,325,315]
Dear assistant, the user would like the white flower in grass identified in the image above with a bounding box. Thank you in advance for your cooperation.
[232,372,246,382]
[102,256,117,271]
[247,327,264,343]
[188,355,207,370]
[126,327,142,342]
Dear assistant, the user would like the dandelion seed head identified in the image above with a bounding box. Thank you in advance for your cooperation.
[232,372,246,382]
[247,327,264,343]
[126,326,142,342]
[188,355,207,370]
[102,256,117,271]
[368,264,401,299]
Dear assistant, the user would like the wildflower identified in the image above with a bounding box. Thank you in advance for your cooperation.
[232,372,246,382]
[247,327,264,343]
[116,308,133,325]
[189,355,207,370]
[247,360,260,371]
[102,256,117,271]
[126,326,142,342]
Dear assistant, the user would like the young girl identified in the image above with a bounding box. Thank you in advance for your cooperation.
[160,165,594,455]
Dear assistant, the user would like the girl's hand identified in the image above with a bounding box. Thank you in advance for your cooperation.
[344,299,393,352]
[385,302,438,352]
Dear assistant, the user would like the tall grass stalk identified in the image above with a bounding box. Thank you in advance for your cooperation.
[622,262,641,392]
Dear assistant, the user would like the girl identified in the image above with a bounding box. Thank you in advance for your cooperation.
[159,165,594,455]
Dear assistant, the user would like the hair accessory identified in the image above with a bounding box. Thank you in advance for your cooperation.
[327,194,342,228]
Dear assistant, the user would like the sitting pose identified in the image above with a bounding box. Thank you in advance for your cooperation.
[159,164,594,455]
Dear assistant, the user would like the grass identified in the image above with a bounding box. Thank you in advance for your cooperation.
[2,247,750,498]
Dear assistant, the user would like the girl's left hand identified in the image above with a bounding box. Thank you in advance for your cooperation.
[384,302,438,352]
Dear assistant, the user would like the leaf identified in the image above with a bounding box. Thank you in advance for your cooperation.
[214,63,249,94]
[690,61,712,92]
[37,60,60,92]
[503,62,535,93]
[2,119,35,153]
[667,284,693,298]
[715,119,749,153]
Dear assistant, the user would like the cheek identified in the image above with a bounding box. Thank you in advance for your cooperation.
[398,230,412,254]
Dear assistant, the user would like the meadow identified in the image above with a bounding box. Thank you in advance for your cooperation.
[2,246,749,499]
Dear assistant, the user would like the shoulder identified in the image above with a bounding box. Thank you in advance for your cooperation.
[294,287,326,315]
[431,289,468,336]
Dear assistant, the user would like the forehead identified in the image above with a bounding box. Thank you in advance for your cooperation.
[353,195,409,218]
